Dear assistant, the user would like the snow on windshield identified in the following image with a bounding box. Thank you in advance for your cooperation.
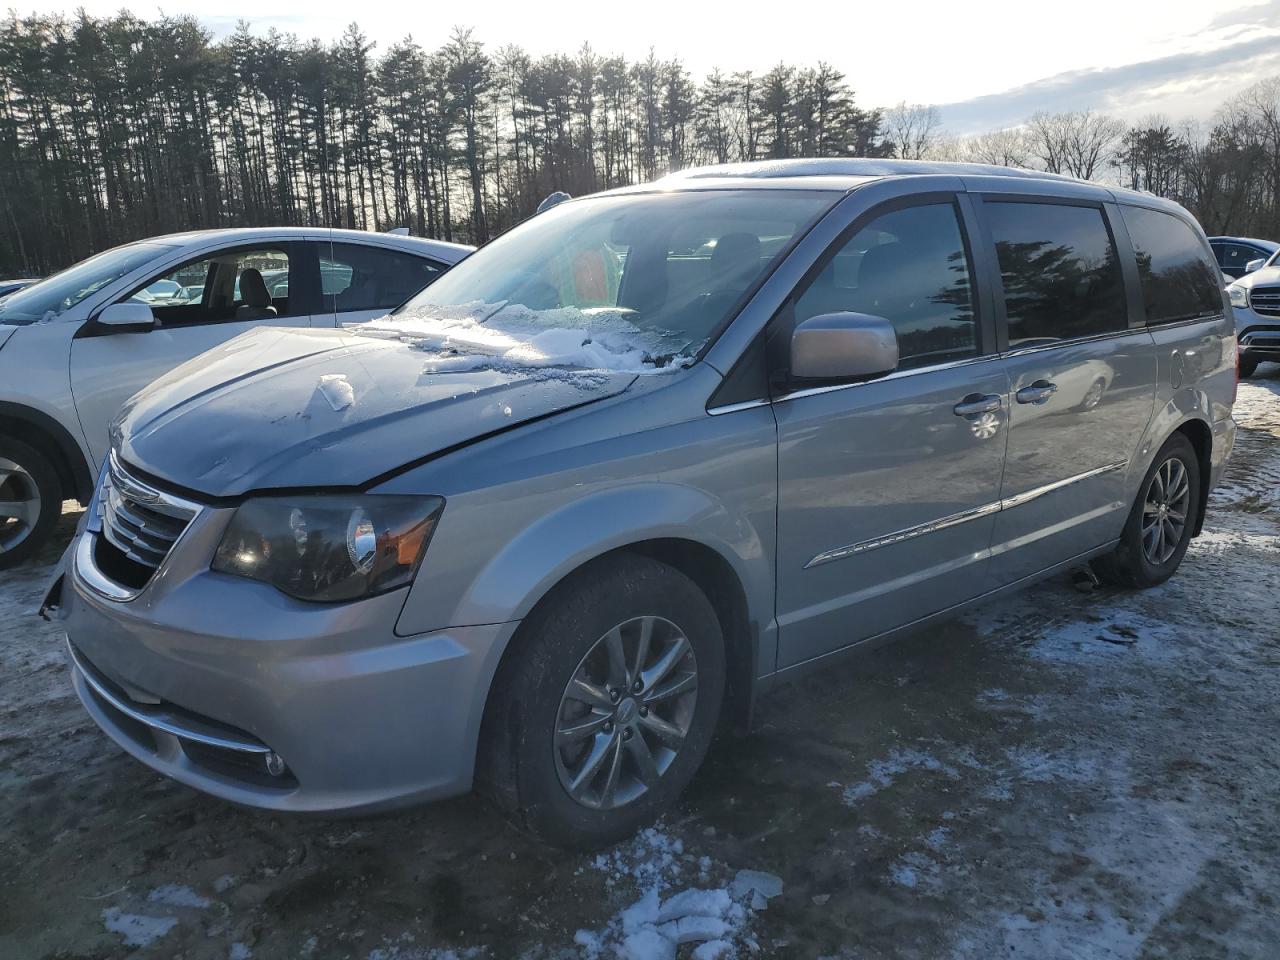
[353,301,703,376]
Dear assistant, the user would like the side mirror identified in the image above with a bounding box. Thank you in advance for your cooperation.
[95,302,156,333]
[1245,258,1266,274]
[790,312,898,382]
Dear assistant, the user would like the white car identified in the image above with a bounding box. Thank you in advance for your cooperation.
[0,227,471,567]
[1227,248,1280,378]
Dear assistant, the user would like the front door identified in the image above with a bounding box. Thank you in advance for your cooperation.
[774,198,1010,669]
[69,242,321,468]
[978,199,1156,586]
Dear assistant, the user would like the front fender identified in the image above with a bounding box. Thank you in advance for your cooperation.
[397,480,773,637]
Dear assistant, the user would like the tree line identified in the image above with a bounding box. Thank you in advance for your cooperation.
[2,11,1279,276]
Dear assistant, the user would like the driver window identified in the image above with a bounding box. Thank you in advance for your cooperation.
[792,203,979,370]
[123,247,295,326]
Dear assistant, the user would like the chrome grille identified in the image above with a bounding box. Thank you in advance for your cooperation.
[1249,286,1280,317]
[99,452,199,571]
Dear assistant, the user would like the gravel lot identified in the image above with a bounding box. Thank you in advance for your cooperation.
[2,375,1278,960]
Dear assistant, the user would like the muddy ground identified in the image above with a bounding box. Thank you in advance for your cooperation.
[2,375,1278,960]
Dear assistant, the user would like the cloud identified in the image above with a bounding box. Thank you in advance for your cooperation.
[1209,0,1280,30]
[939,32,1280,133]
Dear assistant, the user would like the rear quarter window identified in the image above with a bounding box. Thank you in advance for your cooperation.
[1120,207,1223,325]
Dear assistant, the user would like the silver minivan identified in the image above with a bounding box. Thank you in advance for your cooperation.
[50,160,1237,847]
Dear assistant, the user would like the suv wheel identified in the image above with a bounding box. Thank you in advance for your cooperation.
[478,554,725,848]
[1092,434,1200,589]
[0,438,62,570]
[1238,356,1258,379]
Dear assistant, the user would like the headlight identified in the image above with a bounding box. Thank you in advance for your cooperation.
[1228,284,1248,309]
[212,495,443,602]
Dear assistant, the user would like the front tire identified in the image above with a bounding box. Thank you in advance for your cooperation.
[0,438,62,570]
[1092,434,1200,589]
[478,554,725,849]
[1239,356,1258,379]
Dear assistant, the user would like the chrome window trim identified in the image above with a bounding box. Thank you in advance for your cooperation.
[717,320,1182,413]
[1001,323,1159,358]
[1143,312,1228,331]
[804,459,1129,569]
[706,398,772,417]
[774,353,1001,405]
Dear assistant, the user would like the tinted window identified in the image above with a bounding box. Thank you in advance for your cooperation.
[326,244,444,313]
[792,202,978,369]
[1121,207,1223,324]
[987,202,1126,345]
[122,247,296,326]
[1224,243,1261,269]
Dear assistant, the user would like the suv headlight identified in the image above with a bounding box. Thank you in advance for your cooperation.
[212,495,443,602]
[1228,284,1248,309]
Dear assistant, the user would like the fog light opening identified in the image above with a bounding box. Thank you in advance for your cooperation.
[264,751,288,778]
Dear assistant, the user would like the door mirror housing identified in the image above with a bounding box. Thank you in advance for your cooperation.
[790,312,899,382]
[1245,258,1266,274]
[95,302,156,333]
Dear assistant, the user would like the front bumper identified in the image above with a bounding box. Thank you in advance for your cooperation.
[64,529,517,814]
[1235,308,1280,362]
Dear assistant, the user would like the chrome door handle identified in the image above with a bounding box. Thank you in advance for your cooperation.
[953,394,1002,417]
[1015,381,1058,405]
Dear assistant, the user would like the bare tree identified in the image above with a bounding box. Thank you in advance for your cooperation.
[962,127,1032,167]
[1027,110,1123,180]
[883,101,942,160]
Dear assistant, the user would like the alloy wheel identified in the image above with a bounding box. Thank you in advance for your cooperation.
[1141,456,1191,565]
[554,615,698,810]
[0,456,42,554]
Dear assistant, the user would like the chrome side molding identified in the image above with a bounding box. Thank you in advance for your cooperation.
[805,501,1002,568]
[805,460,1128,569]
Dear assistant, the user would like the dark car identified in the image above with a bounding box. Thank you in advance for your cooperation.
[1208,237,1279,280]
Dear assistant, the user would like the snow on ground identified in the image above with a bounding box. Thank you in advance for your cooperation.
[354,301,698,376]
[572,827,779,959]
[2,375,1279,959]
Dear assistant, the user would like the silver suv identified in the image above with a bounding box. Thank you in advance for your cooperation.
[50,160,1237,847]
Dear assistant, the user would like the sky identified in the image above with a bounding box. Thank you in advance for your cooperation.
[14,0,1280,133]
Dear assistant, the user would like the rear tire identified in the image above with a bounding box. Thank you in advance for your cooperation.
[1091,433,1200,589]
[477,554,725,849]
[0,437,62,570]
[1239,357,1258,379]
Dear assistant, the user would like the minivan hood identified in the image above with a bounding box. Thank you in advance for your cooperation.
[115,326,636,498]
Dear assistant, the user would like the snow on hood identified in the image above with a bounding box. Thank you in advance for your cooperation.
[352,301,702,377]
[114,326,637,497]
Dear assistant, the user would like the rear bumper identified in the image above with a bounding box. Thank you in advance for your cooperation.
[64,531,517,814]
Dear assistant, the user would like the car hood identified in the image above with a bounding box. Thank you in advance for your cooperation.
[0,325,14,352]
[1233,265,1280,291]
[115,326,637,498]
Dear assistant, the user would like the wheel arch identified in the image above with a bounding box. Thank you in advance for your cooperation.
[1172,417,1212,537]
[0,401,93,503]
[475,532,762,779]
